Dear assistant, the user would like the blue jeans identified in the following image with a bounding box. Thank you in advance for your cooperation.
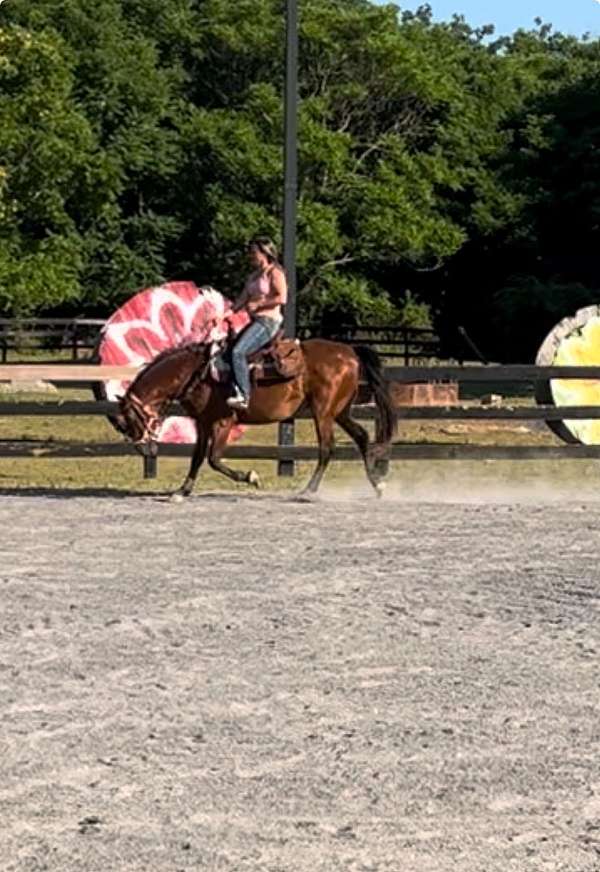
[231,316,282,399]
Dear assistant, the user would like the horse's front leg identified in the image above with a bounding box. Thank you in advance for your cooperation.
[208,418,261,488]
[169,425,208,502]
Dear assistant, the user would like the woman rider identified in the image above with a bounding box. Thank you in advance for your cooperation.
[226,237,288,410]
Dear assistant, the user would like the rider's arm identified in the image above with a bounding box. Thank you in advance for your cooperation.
[232,285,250,313]
[246,268,287,315]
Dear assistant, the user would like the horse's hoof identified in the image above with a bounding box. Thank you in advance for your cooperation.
[169,492,185,504]
[294,490,318,503]
[247,470,261,488]
[374,481,386,499]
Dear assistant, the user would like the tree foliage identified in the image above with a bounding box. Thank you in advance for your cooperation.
[0,0,599,358]
[0,25,93,311]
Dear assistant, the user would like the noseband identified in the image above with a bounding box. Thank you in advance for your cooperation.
[125,391,164,443]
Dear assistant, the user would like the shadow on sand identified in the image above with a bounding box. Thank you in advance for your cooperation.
[0,486,299,502]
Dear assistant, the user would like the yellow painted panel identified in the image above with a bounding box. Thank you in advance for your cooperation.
[552,316,600,444]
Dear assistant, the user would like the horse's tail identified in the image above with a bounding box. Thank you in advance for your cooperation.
[353,345,397,444]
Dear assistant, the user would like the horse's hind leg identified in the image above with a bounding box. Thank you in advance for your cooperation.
[301,412,335,496]
[336,407,384,498]
[208,418,261,487]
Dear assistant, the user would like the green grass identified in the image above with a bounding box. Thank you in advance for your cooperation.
[0,383,565,493]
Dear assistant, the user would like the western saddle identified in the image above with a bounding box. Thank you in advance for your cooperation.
[213,328,305,385]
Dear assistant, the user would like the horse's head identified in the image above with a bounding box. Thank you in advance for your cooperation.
[113,342,213,444]
[114,391,164,444]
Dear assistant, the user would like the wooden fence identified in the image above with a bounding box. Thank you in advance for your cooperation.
[0,318,448,365]
[0,318,105,362]
[298,324,443,364]
[1,363,600,480]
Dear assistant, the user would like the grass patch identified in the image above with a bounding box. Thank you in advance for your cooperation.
[0,383,567,493]
[0,456,318,494]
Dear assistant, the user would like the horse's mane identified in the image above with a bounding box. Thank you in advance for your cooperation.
[132,341,210,386]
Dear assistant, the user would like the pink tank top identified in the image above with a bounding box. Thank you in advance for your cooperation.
[246,269,284,322]
[247,273,270,299]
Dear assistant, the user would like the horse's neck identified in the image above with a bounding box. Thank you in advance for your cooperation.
[135,346,206,403]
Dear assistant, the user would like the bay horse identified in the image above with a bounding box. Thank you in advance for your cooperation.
[114,337,396,499]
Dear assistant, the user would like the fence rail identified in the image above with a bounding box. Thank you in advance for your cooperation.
[298,324,442,363]
[0,364,138,382]
[2,362,600,384]
[2,401,600,421]
[0,363,598,479]
[384,365,600,381]
[3,442,600,462]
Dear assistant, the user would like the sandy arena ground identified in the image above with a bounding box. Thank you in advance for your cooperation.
[1,476,599,871]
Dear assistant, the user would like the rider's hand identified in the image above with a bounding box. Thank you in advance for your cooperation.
[221,313,235,335]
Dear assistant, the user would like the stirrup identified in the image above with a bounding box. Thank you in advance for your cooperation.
[226,388,249,410]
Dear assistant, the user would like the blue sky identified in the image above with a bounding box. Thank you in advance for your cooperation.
[378,1,600,38]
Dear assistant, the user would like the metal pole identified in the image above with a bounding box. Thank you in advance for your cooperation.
[283,0,298,339]
[278,0,298,477]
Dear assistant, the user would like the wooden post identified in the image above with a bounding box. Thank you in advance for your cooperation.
[143,441,158,479]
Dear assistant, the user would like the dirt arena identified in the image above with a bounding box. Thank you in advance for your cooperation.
[1,481,599,871]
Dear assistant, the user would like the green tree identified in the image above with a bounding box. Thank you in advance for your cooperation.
[171,0,482,322]
[0,24,94,313]
[4,0,188,310]
[4,0,600,343]
[438,25,600,361]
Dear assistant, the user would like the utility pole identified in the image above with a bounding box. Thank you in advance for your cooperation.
[282,0,298,340]
[278,0,298,477]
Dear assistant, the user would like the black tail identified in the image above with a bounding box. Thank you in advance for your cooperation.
[353,345,397,444]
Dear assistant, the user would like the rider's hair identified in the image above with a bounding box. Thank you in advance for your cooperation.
[249,237,279,265]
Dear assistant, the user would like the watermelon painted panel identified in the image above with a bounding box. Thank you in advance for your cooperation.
[97,282,249,444]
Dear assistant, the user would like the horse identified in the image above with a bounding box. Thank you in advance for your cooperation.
[113,336,397,500]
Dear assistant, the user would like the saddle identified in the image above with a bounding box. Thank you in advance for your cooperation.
[247,332,305,383]
[209,331,305,385]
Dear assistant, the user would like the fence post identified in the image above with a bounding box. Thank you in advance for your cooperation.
[142,441,158,479]
[278,419,295,477]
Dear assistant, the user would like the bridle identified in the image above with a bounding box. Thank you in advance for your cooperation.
[120,335,227,443]
[123,391,165,444]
